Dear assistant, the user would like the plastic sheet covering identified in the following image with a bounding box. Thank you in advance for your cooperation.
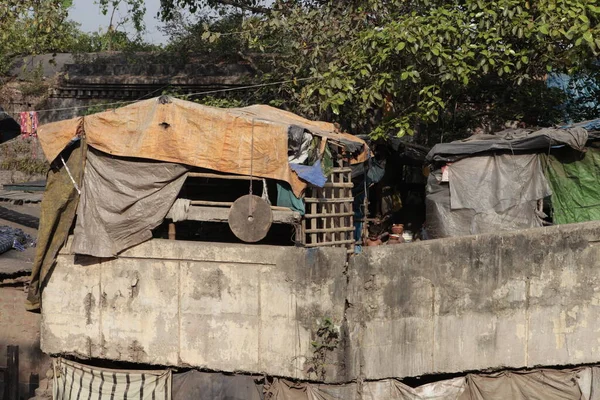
[71,148,189,258]
[425,154,551,238]
[427,127,588,163]
[290,159,327,187]
[460,369,583,400]
[37,97,369,197]
[288,125,313,164]
[53,358,171,400]
[543,148,600,224]
[262,366,600,400]
[172,370,263,400]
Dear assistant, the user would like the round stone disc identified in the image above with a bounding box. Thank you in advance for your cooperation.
[228,194,273,242]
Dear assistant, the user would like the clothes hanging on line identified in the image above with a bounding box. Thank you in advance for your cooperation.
[19,111,38,137]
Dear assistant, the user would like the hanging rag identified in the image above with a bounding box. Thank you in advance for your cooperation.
[19,111,39,138]
[290,159,327,187]
[19,112,30,136]
[169,198,191,222]
[30,111,38,137]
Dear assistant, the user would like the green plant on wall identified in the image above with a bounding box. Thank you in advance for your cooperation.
[0,139,49,175]
[307,317,340,381]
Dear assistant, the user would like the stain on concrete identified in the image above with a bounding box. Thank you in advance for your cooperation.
[191,268,226,299]
[128,340,146,362]
[83,292,95,325]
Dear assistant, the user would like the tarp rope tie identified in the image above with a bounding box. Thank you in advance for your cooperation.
[61,155,81,195]
[249,119,255,215]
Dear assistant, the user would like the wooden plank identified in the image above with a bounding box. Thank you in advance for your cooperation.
[305,212,353,218]
[304,197,353,203]
[301,218,306,245]
[189,200,291,211]
[305,227,355,234]
[169,205,300,224]
[330,167,352,173]
[310,195,317,245]
[305,239,355,247]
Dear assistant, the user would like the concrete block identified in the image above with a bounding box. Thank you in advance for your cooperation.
[41,254,101,357]
[180,315,260,372]
[98,258,179,365]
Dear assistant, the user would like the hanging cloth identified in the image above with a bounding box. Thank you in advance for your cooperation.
[19,112,29,136]
[29,111,38,137]
[19,111,38,137]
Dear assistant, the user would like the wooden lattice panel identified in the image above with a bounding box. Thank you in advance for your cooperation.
[303,166,354,253]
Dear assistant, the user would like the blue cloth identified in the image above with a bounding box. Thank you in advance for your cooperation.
[290,159,327,187]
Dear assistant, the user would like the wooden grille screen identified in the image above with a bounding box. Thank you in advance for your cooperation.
[302,166,354,253]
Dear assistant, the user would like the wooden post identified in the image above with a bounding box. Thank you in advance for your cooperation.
[5,345,19,400]
[168,222,176,240]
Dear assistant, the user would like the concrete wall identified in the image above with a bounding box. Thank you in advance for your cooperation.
[42,240,349,382]
[0,281,50,397]
[42,221,600,382]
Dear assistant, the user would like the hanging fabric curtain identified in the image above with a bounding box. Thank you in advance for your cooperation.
[53,358,172,400]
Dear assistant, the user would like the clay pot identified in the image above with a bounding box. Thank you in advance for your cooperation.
[366,237,382,246]
[391,224,404,235]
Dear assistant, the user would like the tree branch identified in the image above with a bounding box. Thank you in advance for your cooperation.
[213,0,270,14]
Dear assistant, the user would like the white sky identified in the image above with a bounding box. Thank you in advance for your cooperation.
[70,0,168,45]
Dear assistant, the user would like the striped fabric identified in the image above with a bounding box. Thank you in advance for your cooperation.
[52,358,171,400]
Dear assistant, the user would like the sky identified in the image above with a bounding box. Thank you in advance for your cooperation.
[70,0,169,45]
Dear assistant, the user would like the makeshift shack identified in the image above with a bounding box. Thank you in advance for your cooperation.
[27,95,369,311]
[354,135,429,242]
[425,126,590,239]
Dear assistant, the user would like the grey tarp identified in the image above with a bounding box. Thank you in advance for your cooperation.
[427,127,588,163]
[26,139,86,312]
[172,370,263,400]
[460,369,583,400]
[71,148,189,258]
[263,367,600,400]
[425,154,551,238]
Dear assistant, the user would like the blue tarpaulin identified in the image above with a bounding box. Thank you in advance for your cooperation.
[290,159,327,187]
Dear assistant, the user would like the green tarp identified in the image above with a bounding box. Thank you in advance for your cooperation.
[543,147,600,225]
[26,139,86,312]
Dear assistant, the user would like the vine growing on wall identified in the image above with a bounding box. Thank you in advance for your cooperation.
[307,317,340,381]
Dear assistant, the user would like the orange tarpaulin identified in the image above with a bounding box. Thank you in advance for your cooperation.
[37,97,369,196]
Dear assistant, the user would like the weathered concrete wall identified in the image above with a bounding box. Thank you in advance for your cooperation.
[42,221,600,382]
[42,240,349,382]
[347,221,600,379]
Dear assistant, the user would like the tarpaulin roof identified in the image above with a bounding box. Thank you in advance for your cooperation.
[37,96,369,196]
[426,127,588,163]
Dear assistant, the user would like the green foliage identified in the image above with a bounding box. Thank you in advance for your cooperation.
[96,0,600,141]
[162,13,250,61]
[307,317,340,381]
[235,0,600,141]
[0,0,73,74]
